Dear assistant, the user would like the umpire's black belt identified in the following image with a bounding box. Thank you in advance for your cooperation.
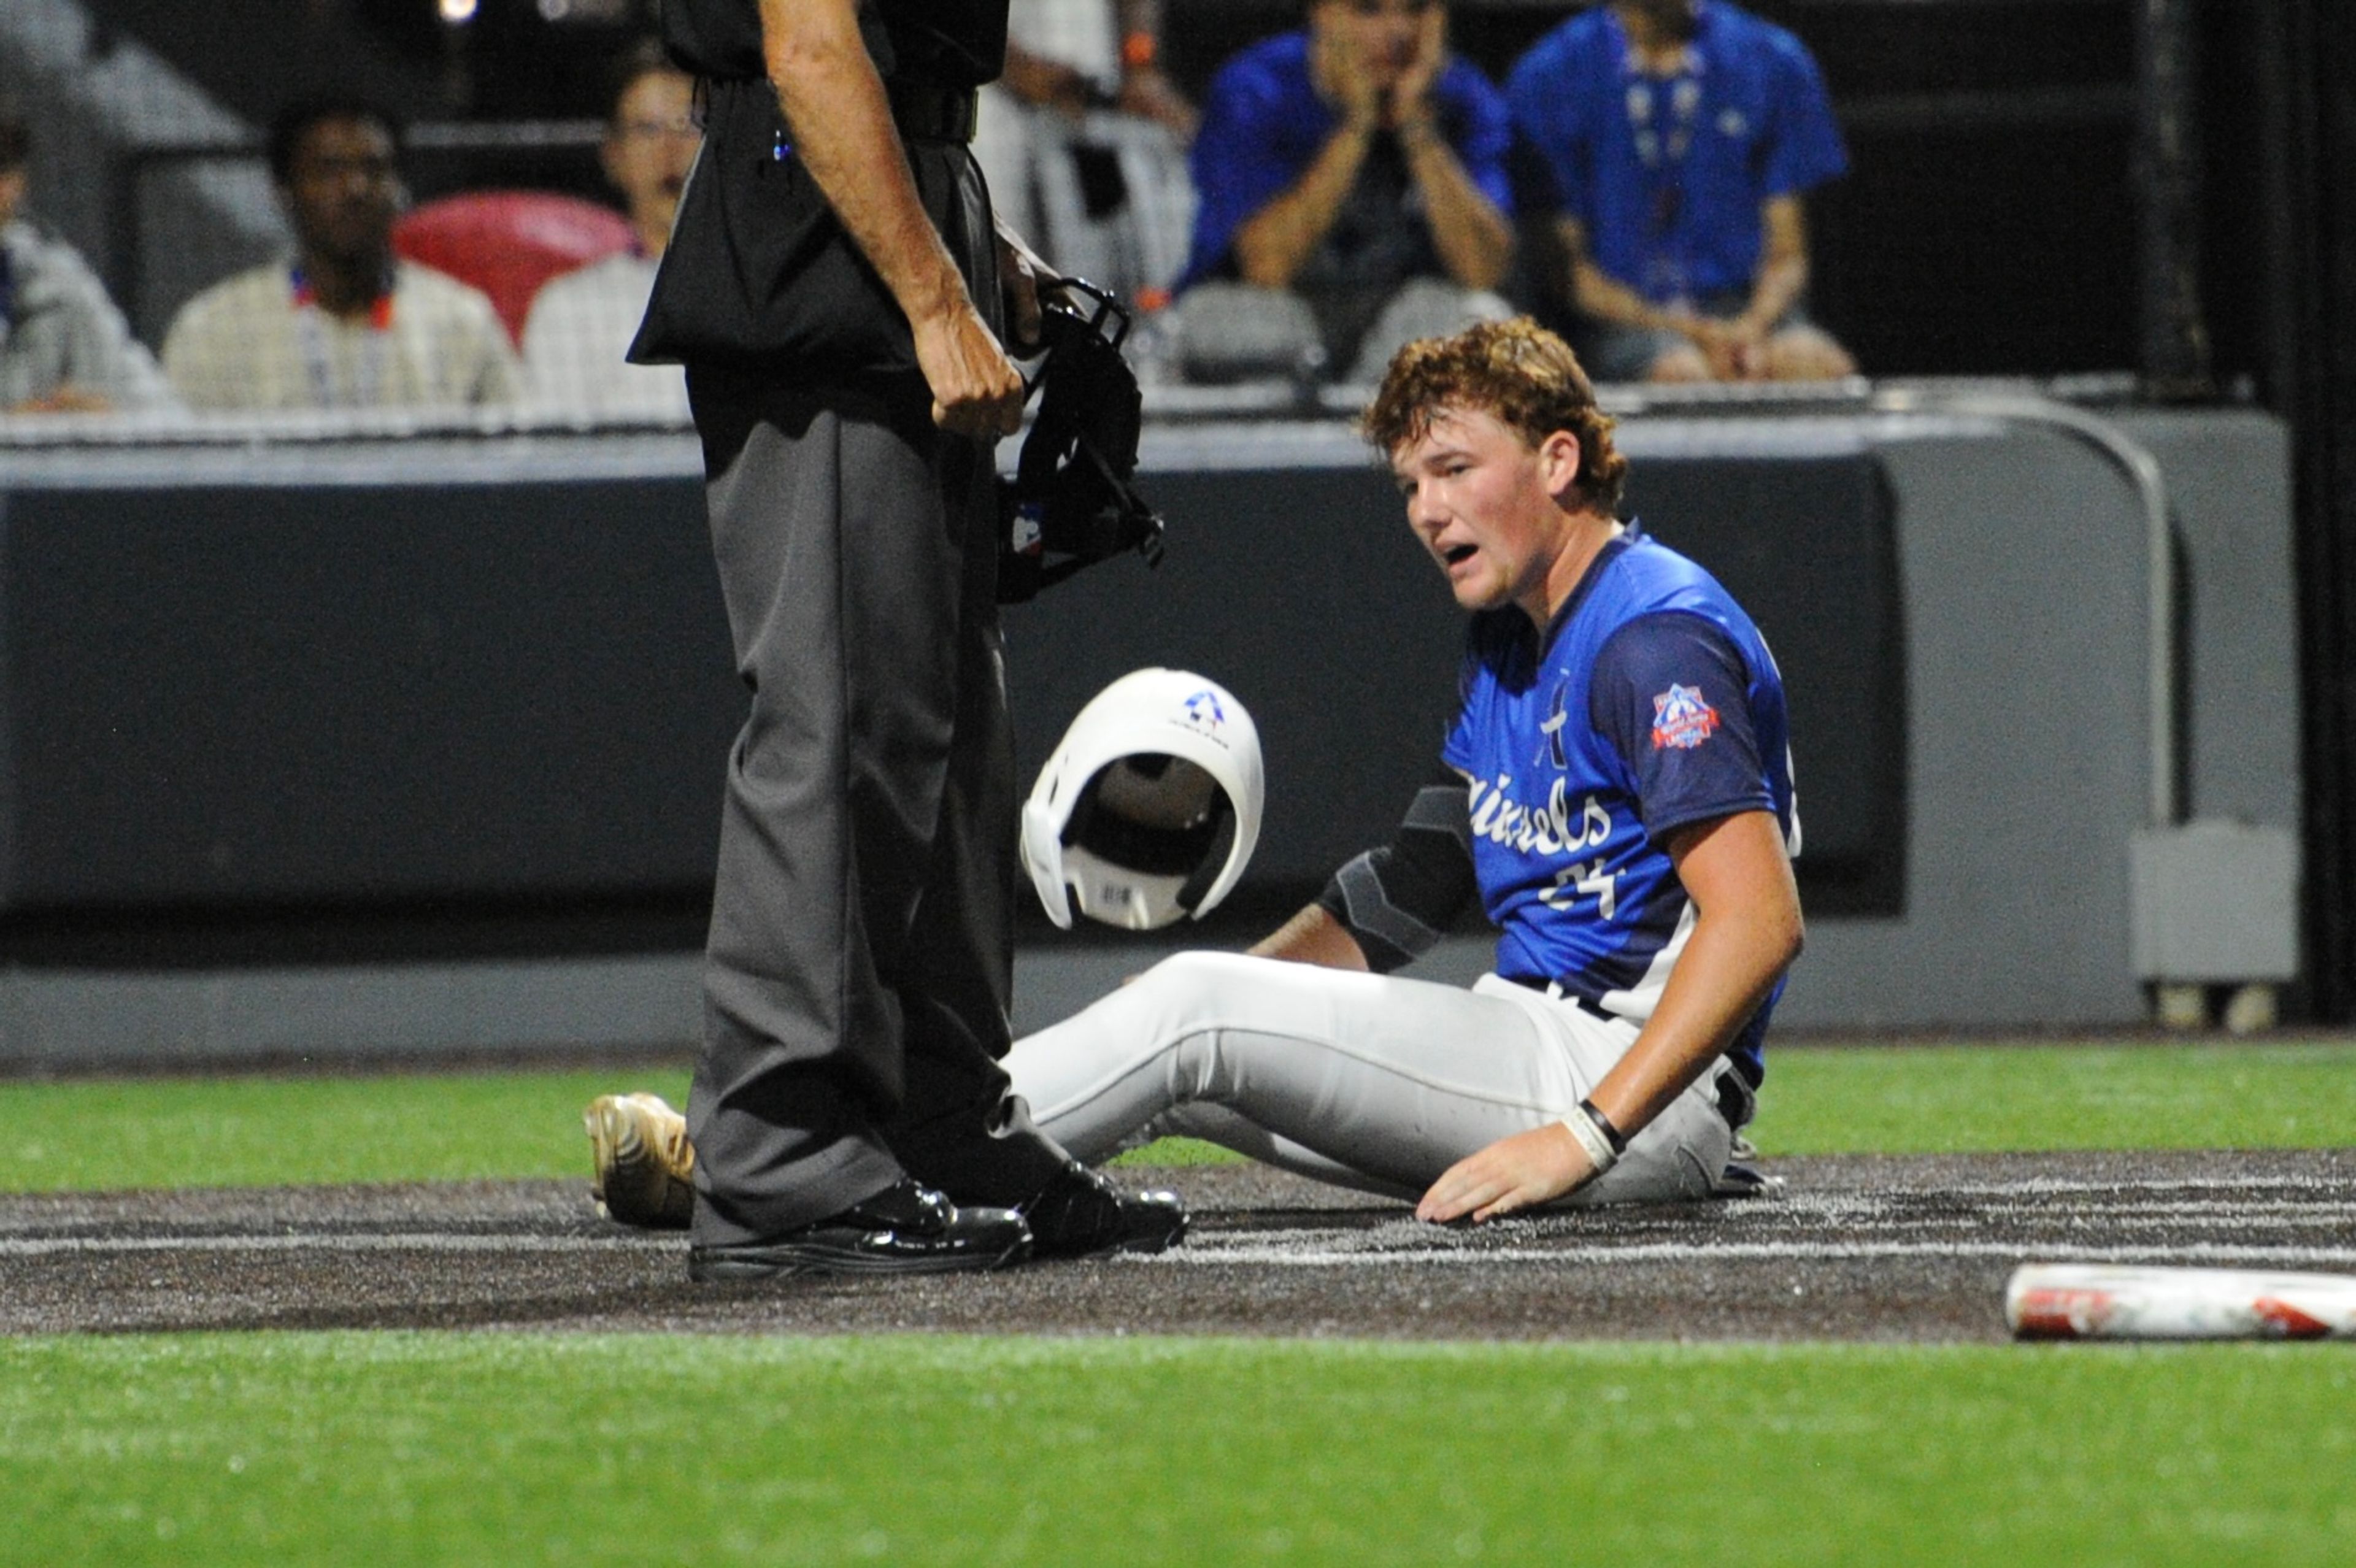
[1504,973,1758,1131]
[887,79,979,143]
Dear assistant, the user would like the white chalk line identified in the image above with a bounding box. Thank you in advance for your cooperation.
[1626,1210,2356,1236]
[1857,1174,2350,1197]
[7,1229,2353,1272]
[1157,1239,2356,1269]
[1612,1199,2356,1222]
[1596,1196,2356,1236]
[4,1173,2348,1266]
[0,1232,677,1259]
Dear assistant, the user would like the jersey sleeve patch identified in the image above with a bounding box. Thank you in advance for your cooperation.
[1649,683,1722,751]
[1592,612,1772,839]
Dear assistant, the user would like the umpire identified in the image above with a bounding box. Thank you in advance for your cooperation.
[631,0,1184,1278]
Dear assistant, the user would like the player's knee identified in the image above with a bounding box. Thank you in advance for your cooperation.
[1104,951,1221,1028]
[1131,949,1258,1002]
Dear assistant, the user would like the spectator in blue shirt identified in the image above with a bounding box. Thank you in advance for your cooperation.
[1172,0,1515,383]
[1508,0,1855,383]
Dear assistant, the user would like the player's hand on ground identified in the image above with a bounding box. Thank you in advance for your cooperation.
[1416,1121,1594,1224]
[913,300,1026,440]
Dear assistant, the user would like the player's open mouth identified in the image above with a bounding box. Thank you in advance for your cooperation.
[1443,544,1477,566]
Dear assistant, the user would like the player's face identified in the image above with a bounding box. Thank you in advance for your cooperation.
[603,70,699,245]
[283,117,402,267]
[1391,405,1583,625]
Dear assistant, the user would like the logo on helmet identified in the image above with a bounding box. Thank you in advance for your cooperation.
[1181,688,1226,732]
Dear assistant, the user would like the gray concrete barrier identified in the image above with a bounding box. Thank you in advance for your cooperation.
[0,401,2296,1061]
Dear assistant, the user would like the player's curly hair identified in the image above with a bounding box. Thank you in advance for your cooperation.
[1361,318,1629,517]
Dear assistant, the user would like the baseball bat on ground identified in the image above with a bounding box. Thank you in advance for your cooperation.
[2006,1262,2356,1340]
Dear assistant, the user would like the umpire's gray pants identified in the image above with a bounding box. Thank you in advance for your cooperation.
[682,368,1069,1245]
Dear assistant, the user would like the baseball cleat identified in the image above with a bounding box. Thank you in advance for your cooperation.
[687,1178,1033,1280]
[1712,1159,1784,1199]
[1018,1160,1189,1258]
[585,1091,696,1230]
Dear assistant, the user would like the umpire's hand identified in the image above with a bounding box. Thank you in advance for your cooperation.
[914,300,1026,441]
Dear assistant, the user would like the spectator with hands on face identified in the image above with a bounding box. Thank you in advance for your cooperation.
[1171,0,1515,384]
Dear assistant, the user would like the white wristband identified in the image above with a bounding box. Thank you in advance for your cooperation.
[1558,1105,1620,1177]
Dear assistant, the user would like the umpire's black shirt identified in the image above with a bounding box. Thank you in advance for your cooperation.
[630,0,1009,385]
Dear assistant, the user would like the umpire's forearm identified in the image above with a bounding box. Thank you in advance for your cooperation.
[761,0,972,329]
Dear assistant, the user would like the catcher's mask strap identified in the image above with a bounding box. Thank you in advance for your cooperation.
[1050,276,1130,349]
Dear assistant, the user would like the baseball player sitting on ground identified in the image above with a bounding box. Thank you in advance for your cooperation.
[590,315,1801,1228]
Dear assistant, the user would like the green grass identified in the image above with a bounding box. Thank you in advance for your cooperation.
[11,1045,2356,1564]
[1752,1040,2356,1155]
[6,1042,2354,1194]
[0,1068,690,1194]
[4,1334,2351,1567]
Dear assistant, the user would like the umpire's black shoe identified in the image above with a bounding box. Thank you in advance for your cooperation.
[687,1178,1032,1282]
[1019,1161,1189,1259]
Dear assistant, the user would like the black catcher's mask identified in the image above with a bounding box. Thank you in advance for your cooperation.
[996,279,1166,604]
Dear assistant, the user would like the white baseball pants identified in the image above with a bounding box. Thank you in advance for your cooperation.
[1002,951,1738,1205]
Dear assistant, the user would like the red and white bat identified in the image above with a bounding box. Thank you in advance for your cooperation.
[2007,1263,2356,1340]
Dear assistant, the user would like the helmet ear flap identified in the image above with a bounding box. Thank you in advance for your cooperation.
[1021,796,1076,930]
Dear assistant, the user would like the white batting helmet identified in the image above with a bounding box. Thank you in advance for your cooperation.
[1022,668,1263,931]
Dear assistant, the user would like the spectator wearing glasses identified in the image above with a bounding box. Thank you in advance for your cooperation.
[162,94,521,412]
[1171,0,1515,384]
[0,101,175,415]
[1507,0,1855,383]
[521,39,699,420]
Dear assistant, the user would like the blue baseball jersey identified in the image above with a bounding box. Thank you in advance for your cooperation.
[1179,31,1515,293]
[1506,0,1846,303]
[1441,529,1797,1080]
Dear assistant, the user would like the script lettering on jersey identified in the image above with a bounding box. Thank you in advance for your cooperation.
[1466,773,1621,915]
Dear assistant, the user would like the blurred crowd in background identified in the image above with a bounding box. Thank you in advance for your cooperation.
[0,0,2072,423]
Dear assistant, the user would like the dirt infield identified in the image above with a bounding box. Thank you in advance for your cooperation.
[6,1150,2352,1341]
